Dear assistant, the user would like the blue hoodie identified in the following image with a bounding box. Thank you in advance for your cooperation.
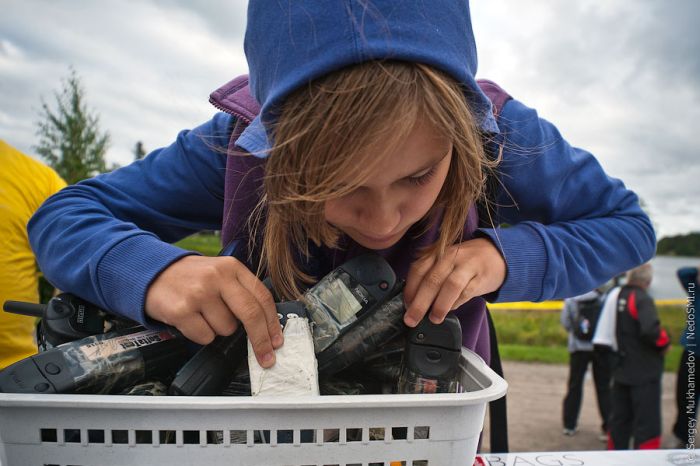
[240,0,498,146]
[27,0,655,360]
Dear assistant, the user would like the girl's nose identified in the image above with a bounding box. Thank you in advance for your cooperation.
[356,194,400,237]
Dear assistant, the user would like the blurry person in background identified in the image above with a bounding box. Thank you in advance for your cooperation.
[607,263,671,450]
[672,265,698,448]
[0,139,66,368]
[561,288,610,441]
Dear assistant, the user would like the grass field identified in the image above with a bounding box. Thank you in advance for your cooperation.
[174,232,222,256]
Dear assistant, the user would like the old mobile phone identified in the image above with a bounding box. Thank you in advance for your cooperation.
[0,327,187,394]
[303,253,399,354]
[397,314,462,394]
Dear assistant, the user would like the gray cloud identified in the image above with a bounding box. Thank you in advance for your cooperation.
[1,0,248,166]
[152,0,248,40]
[471,0,700,237]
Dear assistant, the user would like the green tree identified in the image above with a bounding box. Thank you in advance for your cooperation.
[133,141,147,161]
[657,232,700,257]
[34,68,110,184]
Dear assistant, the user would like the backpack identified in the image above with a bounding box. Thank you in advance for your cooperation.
[572,293,603,341]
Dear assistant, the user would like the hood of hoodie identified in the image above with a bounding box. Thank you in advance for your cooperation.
[236,0,497,158]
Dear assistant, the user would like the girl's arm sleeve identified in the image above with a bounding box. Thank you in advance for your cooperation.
[27,112,235,324]
[478,99,656,303]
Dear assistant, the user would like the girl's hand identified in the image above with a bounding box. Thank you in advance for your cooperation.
[403,238,506,326]
[145,255,283,368]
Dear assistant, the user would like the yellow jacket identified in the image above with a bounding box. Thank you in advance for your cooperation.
[0,140,66,368]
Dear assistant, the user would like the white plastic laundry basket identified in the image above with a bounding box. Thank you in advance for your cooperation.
[0,348,506,466]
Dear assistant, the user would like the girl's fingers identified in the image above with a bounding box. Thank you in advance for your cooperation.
[403,239,507,327]
[231,260,284,349]
[176,314,216,345]
[144,255,286,363]
[221,281,276,368]
[403,254,435,306]
[430,268,476,323]
[200,297,240,336]
[452,276,482,309]
[403,255,456,326]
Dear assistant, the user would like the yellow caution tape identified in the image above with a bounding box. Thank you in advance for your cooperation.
[489,299,687,311]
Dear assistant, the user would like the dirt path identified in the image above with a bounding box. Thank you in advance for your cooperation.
[481,361,680,452]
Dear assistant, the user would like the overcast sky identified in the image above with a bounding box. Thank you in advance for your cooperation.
[1,0,698,239]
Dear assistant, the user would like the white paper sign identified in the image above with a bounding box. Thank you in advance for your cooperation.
[475,449,698,466]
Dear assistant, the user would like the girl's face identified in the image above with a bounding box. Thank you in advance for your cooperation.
[324,121,452,250]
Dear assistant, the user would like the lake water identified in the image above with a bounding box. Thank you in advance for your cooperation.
[649,255,698,300]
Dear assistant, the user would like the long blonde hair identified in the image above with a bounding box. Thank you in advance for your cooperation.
[255,60,496,299]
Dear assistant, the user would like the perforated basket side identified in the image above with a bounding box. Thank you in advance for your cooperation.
[0,348,506,466]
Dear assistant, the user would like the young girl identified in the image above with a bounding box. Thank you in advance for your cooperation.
[28,0,655,370]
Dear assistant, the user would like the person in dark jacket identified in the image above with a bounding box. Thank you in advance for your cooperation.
[672,266,698,447]
[607,263,670,450]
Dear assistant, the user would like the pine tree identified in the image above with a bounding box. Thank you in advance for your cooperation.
[34,68,110,184]
[133,141,147,161]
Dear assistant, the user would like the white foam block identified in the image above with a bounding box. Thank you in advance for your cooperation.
[248,316,319,396]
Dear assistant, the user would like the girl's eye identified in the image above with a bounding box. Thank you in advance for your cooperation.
[407,166,437,186]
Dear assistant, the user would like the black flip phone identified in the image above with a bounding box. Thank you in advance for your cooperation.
[397,314,462,394]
